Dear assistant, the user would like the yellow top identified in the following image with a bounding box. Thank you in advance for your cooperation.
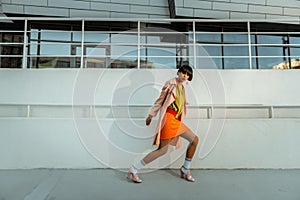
[168,84,185,119]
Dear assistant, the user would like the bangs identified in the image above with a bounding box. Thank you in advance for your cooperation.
[180,67,193,77]
[178,65,193,81]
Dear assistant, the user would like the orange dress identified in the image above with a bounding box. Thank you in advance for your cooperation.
[160,109,190,139]
[160,84,190,140]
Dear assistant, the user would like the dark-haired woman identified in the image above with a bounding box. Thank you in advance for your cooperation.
[127,65,199,183]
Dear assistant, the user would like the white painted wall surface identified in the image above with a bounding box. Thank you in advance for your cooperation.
[0,69,299,169]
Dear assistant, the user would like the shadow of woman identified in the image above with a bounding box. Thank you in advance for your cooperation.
[101,69,160,173]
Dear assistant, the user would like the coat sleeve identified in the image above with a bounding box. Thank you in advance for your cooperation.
[148,83,170,117]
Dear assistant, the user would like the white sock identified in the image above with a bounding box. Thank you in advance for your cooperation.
[182,158,191,174]
[131,160,145,175]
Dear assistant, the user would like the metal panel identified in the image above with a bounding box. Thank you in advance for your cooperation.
[1,4,24,13]
[248,4,283,15]
[111,0,149,5]
[11,0,47,6]
[24,5,69,17]
[70,9,110,18]
[91,2,130,12]
[231,0,265,5]
[213,2,248,12]
[184,0,212,10]
[130,5,169,15]
[48,0,90,9]
[194,8,230,18]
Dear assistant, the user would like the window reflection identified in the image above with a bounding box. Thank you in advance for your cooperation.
[223,34,248,43]
[201,46,221,56]
[289,36,300,60]
[196,45,221,69]
[40,42,71,55]
[290,47,300,58]
[259,57,286,69]
[84,32,109,43]
[30,57,81,68]
[223,46,249,69]
[224,58,249,69]
[196,33,221,43]
[223,34,249,69]
[29,28,80,68]
[256,35,289,69]
[0,32,23,68]
[111,45,137,56]
[257,35,285,44]
[224,46,249,57]
[111,33,137,43]
[40,30,71,41]
[140,57,175,69]
[140,28,190,69]
[3,20,300,69]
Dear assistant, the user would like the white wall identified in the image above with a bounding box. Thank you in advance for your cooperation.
[0,69,300,169]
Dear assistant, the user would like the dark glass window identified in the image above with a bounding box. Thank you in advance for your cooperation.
[2,20,300,69]
[0,20,24,68]
[256,35,288,69]
[0,32,23,68]
[223,34,249,69]
[28,21,82,68]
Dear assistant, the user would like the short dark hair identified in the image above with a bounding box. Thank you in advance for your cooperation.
[178,65,193,81]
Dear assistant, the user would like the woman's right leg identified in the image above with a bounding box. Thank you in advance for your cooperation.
[128,138,173,183]
[143,138,173,164]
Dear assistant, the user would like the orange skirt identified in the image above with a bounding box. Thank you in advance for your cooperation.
[160,109,190,140]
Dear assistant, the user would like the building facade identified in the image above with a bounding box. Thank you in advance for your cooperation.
[1,0,300,69]
[2,0,300,19]
[0,1,300,169]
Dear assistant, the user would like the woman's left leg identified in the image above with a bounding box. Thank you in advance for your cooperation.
[179,130,199,182]
[180,130,199,159]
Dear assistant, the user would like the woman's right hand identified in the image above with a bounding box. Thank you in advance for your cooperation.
[146,115,152,126]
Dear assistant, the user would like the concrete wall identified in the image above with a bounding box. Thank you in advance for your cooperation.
[0,69,300,169]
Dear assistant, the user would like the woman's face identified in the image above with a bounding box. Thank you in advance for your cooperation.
[177,72,190,82]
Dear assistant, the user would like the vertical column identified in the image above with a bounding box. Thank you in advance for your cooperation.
[27,105,30,118]
[193,20,196,69]
[81,19,85,68]
[269,106,274,119]
[137,20,141,69]
[247,21,252,69]
[22,19,28,69]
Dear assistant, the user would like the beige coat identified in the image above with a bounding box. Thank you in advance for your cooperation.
[149,78,187,148]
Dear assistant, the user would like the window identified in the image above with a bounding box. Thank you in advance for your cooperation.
[223,34,249,69]
[255,35,288,69]
[2,19,300,69]
[0,20,24,68]
[140,23,191,69]
[0,32,23,68]
[194,23,251,69]
[28,21,82,68]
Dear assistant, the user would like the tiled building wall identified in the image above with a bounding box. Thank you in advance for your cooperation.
[0,0,300,19]
[175,0,300,20]
[0,0,170,18]
[1,0,300,19]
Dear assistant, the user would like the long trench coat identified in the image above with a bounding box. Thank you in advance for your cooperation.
[148,78,187,148]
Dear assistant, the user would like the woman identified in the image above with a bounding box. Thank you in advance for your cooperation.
[127,65,199,183]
